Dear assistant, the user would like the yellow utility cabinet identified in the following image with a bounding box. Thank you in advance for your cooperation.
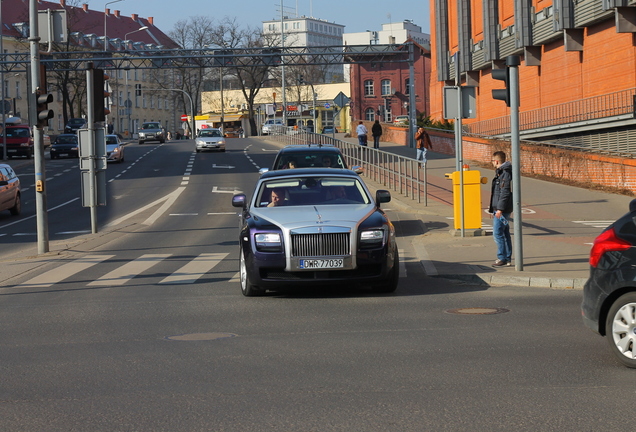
[445,170,488,231]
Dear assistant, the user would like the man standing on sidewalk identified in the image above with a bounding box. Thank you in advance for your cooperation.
[489,151,513,267]
[415,127,432,166]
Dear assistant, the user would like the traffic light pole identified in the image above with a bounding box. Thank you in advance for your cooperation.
[86,65,98,233]
[29,0,49,254]
[508,56,523,271]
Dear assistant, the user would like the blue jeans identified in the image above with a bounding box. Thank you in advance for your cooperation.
[493,212,512,262]
[358,134,367,146]
[416,147,427,165]
[373,136,380,148]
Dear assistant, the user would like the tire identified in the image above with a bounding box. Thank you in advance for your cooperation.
[9,193,21,216]
[50,154,56,159]
[373,248,399,294]
[160,139,165,144]
[605,292,636,368]
[138,140,144,145]
[196,149,200,153]
[240,248,263,297]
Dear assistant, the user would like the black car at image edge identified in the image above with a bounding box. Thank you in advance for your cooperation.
[582,198,636,368]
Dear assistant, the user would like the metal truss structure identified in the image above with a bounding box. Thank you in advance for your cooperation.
[0,43,413,72]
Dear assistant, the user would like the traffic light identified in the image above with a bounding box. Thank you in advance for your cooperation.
[298,75,304,84]
[36,64,54,128]
[92,68,110,122]
[491,66,510,106]
[262,48,281,66]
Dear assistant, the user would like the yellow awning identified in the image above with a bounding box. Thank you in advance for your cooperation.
[202,114,245,123]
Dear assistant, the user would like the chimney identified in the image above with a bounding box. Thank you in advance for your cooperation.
[131,13,138,21]
[59,0,66,7]
[105,8,110,16]
[148,17,154,26]
[82,4,88,12]
[114,10,120,18]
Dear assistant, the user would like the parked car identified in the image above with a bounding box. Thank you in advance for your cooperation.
[259,144,363,176]
[231,168,399,296]
[64,118,87,134]
[582,198,636,368]
[261,119,285,135]
[106,134,125,163]
[393,115,409,126]
[3,122,41,159]
[0,163,21,215]
[50,134,79,159]
[321,126,338,134]
[138,122,166,144]
[195,128,226,152]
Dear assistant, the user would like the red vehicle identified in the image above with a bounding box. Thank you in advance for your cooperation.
[1,118,50,159]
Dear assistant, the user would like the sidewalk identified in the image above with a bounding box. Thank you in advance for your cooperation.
[325,133,632,289]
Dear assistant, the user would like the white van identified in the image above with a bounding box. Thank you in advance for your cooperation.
[261,119,284,135]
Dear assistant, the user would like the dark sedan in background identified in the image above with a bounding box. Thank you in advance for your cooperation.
[582,198,636,368]
[50,134,79,159]
[232,168,399,296]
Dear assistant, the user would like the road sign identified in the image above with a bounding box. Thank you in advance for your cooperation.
[180,114,188,121]
[333,91,350,107]
[324,103,331,109]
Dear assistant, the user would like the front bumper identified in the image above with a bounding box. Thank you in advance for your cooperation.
[196,142,225,151]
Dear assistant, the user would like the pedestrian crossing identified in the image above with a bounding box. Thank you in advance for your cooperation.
[572,220,614,229]
[17,249,410,289]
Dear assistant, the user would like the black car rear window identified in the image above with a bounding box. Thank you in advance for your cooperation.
[274,152,347,170]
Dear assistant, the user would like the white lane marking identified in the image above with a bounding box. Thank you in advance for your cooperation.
[20,255,115,288]
[106,187,186,227]
[229,272,240,283]
[212,164,235,169]
[12,233,37,236]
[212,186,243,194]
[208,212,236,215]
[159,253,228,284]
[573,220,614,228]
[169,213,198,216]
[399,249,407,278]
[56,230,92,235]
[88,253,171,286]
[412,241,438,276]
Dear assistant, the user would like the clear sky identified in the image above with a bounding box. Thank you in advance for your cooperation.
[103,0,430,36]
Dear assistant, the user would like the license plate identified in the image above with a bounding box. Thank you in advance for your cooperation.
[59,153,68,157]
[7,149,16,153]
[299,259,344,269]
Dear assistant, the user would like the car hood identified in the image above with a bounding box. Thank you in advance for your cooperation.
[251,204,375,230]
[106,144,119,151]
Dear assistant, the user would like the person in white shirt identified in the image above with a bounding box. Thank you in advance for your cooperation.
[356,121,368,146]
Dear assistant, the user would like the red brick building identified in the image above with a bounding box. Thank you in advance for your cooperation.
[349,41,431,123]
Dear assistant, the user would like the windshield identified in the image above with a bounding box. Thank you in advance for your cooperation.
[6,127,30,138]
[199,130,222,137]
[274,152,347,170]
[68,118,85,125]
[256,176,370,208]
[142,123,160,129]
[106,136,119,144]
[56,135,77,144]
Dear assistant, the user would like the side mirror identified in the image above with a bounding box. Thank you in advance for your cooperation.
[352,165,364,175]
[376,190,391,205]
[258,168,269,176]
[232,194,247,208]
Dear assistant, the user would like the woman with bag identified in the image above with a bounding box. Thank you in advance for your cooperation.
[415,127,432,167]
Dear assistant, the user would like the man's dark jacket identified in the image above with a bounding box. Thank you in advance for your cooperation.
[371,122,382,137]
[489,160,513,214]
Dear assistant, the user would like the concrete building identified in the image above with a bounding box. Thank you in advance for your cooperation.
[344,20,430,48]
[262,16,345,83]
[430,0,636,147]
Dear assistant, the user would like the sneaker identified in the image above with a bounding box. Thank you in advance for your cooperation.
[492,259,508,267]
[505,261,512,266]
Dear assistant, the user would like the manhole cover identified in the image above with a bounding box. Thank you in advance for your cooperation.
[446,307,509,315]
[165,332,237,341]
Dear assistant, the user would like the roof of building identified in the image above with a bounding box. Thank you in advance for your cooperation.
[1,0,179,50]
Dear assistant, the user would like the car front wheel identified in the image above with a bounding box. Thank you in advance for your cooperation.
[373,249,399,294]
[240,248,263,297]
[606,292,636,368]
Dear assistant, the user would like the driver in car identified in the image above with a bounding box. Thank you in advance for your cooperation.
[267,188,286,207]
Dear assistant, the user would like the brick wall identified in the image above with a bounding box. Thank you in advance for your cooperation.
[390,128,636,194]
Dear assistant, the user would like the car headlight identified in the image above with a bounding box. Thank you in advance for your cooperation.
[360,228,386,248]
[255,233,282,252]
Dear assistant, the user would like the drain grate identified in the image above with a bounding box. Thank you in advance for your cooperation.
[446,307,509,315]
[165,332,237,341]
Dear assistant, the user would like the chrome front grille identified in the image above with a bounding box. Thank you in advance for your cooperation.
[291,233,350,257]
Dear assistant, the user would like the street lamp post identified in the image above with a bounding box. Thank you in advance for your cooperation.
[104,0,124,50]
[123,26,147,136]
[145,88,194,138]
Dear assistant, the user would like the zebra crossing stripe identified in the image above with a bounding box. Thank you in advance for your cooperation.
[21,255,115,288]
[88,254,171,286]
[159,253,229,284]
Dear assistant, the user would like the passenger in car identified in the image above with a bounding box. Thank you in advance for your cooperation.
[322,157,333,167]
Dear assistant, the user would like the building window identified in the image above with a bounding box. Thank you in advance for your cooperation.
[364,80,374,96]
[15,81,20,99]
[3,80,9,97]
[119,91,123,106]
[381,79,392,96]
[404,78,410,95]
[365,107,375,121]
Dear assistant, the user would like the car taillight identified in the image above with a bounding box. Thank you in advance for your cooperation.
[589,227,632,267]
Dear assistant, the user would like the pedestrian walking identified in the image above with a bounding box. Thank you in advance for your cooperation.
[489,151,513,267]
[415,126,432,166]
[371,120,382,149]
[356,121,368,146]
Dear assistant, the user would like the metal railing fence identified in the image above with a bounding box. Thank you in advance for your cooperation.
[266,130,428,205]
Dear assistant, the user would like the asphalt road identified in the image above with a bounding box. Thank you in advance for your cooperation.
[0,138,632,431]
